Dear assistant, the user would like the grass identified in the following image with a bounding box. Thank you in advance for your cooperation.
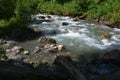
[36,0,120,24]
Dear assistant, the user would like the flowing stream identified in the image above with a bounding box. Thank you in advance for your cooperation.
[29,14,120,59]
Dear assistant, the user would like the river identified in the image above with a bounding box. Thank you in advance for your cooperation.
[29,13,120,60]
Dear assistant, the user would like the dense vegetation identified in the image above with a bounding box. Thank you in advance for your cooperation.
[37,0,120,23]
[0,0,120,37]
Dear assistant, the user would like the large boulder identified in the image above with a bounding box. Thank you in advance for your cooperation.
[100,49,120,65]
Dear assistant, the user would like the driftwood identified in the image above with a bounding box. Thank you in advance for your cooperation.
[54,56,86,80]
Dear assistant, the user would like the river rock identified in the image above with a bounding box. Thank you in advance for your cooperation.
[38,16,45,19]
[2,41,16,49]
[44,44,64,52]
[62,22,69,26]
[33,46,41,53]
[46,15,52,19]
[6,49,11,52]
[38,37,56,44]
[100,49,120,65]
[11,46,23,54]
[57,45,64,51]
[45,48,57,53]
[24,50,29,55]
[73,17,80,21]
[100,33,111,39]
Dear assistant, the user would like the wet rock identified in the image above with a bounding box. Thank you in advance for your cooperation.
[45,48,57,53]
[24,50,30,55]
[100,33,111,39]
[38,37,56,44]
[57,45,64,51]
[2,41,16,49]
[62,22,69,26]
[73,17,80,21]
[11,46,23,54]
[46,15,52,19]
[44,44,65,52]
[6,49,11,52]
[38,16,45,19]
[6,53,23,60]
[44,44,51,49]
[33,46,41,53]
[100,49,120,65]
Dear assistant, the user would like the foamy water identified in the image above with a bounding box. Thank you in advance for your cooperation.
[30,14,120,55]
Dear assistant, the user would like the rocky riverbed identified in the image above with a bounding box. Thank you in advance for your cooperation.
[0,14,120,80]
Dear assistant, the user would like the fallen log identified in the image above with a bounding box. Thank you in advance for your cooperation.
[54,55,86,80]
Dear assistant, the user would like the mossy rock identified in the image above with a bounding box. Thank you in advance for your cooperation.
[38,37,56,44]
[100,33,111,39]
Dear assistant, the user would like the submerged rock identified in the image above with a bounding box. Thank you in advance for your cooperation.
[100,33,111,39]
[57,45,65,51]
[38,37,56,44]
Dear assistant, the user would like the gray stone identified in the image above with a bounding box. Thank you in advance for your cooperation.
[11,46,23,53]
[38,37,56,44]
[33,46,41,53]
[24,50,30,55]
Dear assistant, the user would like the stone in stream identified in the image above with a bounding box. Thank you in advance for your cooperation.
[100,49,120,65]
[33,46,41,53]
[38,37,56,44]
[11,46,23,54]
[44,48,58,53]
[38,16,45,19]
[2,41,16,49]
[44,44,65,52]
[57,45,65,51]
[24,50,30,55]
[100,33,111,39]
[46,15,52,19]
[62,22,69,26]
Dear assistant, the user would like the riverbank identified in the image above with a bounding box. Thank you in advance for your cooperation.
[36,0,120,28]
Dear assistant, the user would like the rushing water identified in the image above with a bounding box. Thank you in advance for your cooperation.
[29,14,120,58]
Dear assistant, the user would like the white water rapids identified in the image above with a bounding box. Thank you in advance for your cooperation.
[29,14,120,56]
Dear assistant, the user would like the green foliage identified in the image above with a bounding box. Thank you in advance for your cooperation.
[0,0,15,20]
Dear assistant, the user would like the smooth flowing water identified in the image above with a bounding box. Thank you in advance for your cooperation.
[29,14,120,59]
